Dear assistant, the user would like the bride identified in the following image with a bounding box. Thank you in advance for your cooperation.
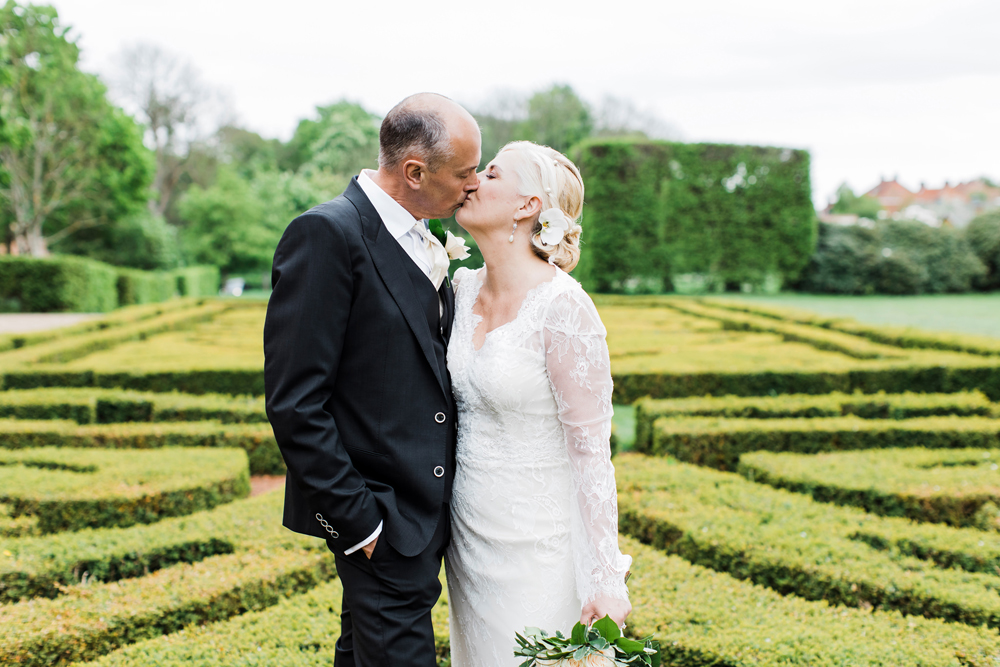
[445,141,632,666]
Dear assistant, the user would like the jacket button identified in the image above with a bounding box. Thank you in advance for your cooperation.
[434,466,445,478]
[434,412,446,424]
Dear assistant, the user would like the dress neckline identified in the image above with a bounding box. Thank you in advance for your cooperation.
[466,266,563,353]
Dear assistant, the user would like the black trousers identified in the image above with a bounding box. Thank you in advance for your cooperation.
[330,506,450,667]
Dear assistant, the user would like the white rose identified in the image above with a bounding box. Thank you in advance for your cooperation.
[538,208,570,246]
[444,231,471,261]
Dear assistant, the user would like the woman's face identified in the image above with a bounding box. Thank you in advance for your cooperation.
[455,150,527,234]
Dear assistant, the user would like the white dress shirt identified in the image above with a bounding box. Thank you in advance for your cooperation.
[344,170,437,555]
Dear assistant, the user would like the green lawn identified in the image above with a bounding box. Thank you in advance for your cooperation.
[720,293,1000,339]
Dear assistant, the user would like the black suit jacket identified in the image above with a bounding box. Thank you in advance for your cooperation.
[264,177,457,558]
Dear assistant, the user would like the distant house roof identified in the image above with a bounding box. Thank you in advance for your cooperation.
[863,179,914,213]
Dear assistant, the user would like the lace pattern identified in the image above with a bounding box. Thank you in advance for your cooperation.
[445,266,631,667]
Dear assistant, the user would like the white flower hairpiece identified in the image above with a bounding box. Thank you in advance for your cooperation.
[538,208,570,246]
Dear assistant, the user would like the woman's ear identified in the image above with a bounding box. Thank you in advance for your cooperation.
[515,195,542,222]
[403,159,426,190]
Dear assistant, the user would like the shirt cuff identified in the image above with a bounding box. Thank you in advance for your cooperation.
[344,521,383,555]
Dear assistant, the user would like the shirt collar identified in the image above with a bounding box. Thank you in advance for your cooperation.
[357,169,424,241]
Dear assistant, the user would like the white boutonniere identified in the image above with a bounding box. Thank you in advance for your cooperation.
[538,208,570,246]
[444,231,471,261]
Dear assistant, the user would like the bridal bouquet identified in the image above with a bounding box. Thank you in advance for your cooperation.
[514,615,660,667]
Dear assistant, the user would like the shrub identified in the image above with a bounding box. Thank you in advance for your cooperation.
[617,453,1000,629]
[0,256,117,313]
[114,268,176,306]
[0,420,283,475]
[700,297,1000,356]
[572,140,816,293]
[173,265,222,298]
[739,447,1000,530]
[633,390,995,451]
[0,491,308,603]
[795,220,987,295]
[0,447,249,534]
[967,210,1000,290]
[0,548,335,667]
[647,415,1000,471]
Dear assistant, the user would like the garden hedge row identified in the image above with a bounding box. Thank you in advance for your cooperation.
[0,387,266,424]
[0,300,231,367]
[0,447,249,535]
[0,256,221,313]
[0,299,204,354]
[571,139,816,294]
[667,300,904,360]
[0,420,283,475]
[0,548,335,667]
[616,454,1000,629]
[0,491,310,603]
[633,390,995,451]
[612,360,1000,403]
[739,447,1000,530]
[1,368,265,396]
[76,577,452,667]
[702,297,1000,357]
[647,415,1000,470]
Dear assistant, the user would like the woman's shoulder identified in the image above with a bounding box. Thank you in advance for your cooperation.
[541,270,605,335]
[452,266,483,290]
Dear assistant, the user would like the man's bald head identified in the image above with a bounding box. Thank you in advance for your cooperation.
[378,93,479,172]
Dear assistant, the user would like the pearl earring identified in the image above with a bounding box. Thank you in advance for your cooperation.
[509,220,517,243]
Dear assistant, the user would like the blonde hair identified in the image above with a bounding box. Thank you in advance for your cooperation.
[499,141,584,272]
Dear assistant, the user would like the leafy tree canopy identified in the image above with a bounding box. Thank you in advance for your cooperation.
[829,183,882,220]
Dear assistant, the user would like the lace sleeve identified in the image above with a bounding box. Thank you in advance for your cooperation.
[452,266,475,290]
[543,285,632,605]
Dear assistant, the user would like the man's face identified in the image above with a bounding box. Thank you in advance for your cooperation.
[418,120,482,219]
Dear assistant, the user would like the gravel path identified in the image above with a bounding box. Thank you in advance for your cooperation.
[0,313,102,334]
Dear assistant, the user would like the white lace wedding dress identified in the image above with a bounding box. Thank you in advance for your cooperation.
[445,266,632,667]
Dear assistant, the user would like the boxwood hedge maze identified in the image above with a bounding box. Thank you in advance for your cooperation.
[3,296,1000,665]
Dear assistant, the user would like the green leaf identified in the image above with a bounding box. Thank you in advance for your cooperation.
[615,637,646,653]
[592,614,622,642]
[573,646,591,661]
[428,218,447,245]
[571,621,588,645]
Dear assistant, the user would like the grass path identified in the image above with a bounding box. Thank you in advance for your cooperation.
[721,293,1000,338]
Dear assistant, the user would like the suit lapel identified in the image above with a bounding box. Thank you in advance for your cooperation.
[346,179,448,398]
[440,280,455,344]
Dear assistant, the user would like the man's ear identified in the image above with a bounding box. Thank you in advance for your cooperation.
[515,195,542,222]
[403,160,426,190]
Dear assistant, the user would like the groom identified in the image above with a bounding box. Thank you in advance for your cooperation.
[264,93,481,666]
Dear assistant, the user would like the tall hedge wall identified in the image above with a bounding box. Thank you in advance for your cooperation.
[572,139,816,293]
[0,256,220,312]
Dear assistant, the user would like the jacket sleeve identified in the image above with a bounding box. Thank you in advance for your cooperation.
[264,211,383,548]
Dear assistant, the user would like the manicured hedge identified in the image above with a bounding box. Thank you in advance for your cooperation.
[0,447,249,534]
[633,390,995,451]
[647,414,1000,470]
[0,256,118,313]
[617,454,1000,629]
[572,139,816,293]
[612,360,1000,403]
[2,368,266,396]
[0,388,266,424]
[0,491,307,603]
[115,268,176,307]
[621,535,1000,666]
[0,299,205,354]
[667,300,903,360]
[702,297,1000,357]
[0,548,335,667]
[739,447,1000,530]
[0,301,230,367]
[75,577,452,667]
[0,420,283,475]
[173,265,221,298]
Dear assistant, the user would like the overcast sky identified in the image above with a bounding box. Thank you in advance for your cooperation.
[51,0,1000,208]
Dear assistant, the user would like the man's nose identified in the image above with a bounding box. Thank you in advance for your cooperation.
[466,173,481,191]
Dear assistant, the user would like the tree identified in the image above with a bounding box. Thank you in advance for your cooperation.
[0,1,152,257]
[516,85,592,154]
[592,95,682,140]
[280,101,379,175]
[829,183,882,220]
[110,43,224,217]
